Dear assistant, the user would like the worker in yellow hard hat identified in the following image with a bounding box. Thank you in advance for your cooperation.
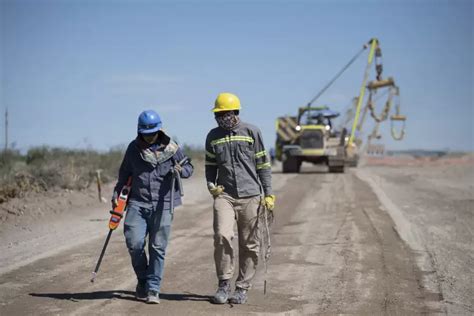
[205,92,275,305]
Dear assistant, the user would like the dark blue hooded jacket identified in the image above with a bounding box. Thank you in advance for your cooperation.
[113,133,193,209]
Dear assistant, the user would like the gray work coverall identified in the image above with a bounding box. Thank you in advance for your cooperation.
[205,121,272,289]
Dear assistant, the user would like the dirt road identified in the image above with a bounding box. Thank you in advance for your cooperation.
[0,163,472,315]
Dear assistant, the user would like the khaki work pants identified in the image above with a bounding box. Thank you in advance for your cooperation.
[213,193,261,290]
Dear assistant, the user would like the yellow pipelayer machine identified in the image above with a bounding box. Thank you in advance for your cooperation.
[275,38,407,173]
[276,106,346,173]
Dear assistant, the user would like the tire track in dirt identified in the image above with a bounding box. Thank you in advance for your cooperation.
[360,207,390,312]
[267,170,443,314]
[350,173,443,314]
[356,168,454,313]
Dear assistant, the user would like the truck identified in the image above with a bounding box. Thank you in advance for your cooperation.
[275,38,406,173]
[275,106,346,173]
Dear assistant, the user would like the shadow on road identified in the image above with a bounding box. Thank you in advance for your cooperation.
[160,293,212,302]
[272,170,329,175]
[29,290,137,302]
[29,291,211,302]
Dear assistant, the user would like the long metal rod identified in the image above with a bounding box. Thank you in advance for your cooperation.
[170,172,176,218]
[170,157,188,218]
[263,205,271,295]
[90,229,113,282]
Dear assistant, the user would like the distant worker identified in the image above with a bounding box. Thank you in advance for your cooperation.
[316,113,325,125]
[205,92,275,305]
[112,110,193,304]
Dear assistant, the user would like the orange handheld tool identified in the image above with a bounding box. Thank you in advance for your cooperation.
[108,177,132,230]
[91,177,132,282]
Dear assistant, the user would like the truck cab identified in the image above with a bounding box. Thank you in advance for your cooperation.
[276,106,346,173]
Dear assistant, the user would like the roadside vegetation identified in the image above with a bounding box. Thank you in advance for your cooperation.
[0,144,204,204]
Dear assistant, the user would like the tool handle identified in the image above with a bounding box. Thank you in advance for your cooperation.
[173,157,189,197]
[91,229,113,282]
[108,177,132,230]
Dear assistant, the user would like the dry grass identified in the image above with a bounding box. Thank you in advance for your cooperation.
[0,145,205,204]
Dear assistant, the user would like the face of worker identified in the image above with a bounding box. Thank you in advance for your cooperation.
[214,110,238,118]
[214,110,240,130]
[142,131,159,144]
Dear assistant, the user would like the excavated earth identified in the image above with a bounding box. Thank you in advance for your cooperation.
[0,158,472,315]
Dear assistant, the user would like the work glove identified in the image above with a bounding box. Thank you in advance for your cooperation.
[262,194,276,211]
[207,182,224,197]
[174,164,183,174]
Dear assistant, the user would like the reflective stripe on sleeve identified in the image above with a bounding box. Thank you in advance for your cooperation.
[206,151,216,159]
[257,162,271,170]
[255,150,267,158]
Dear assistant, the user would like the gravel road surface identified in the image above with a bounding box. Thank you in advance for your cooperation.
[1,163,472,315]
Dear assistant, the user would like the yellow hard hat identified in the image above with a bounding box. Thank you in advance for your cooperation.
[212,92,241,112]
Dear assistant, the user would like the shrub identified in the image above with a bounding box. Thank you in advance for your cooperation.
[0,144,204,204]
[0,146,125,203]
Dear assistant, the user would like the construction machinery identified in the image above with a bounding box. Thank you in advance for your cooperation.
[345,39,407,162]
[276,38,407,173]
[276,106,346,173]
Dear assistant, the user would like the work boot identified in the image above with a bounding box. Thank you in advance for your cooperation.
[135,280,147,301]
[212,279,231,304]
[146,290,160,304]
[229,287,248,304]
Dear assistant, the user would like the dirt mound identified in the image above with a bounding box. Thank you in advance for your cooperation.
[0,183,112,231]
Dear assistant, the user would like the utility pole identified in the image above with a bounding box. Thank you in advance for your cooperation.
[4,107,8,151]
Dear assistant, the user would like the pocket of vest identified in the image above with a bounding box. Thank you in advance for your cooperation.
[215,146,228,163]
[237,143,253,160]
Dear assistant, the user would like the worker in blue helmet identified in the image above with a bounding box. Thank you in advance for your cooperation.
[112,109,194,304]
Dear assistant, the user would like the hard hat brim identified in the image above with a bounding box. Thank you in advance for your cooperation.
[211,106,241,113]
[138,124,162,134]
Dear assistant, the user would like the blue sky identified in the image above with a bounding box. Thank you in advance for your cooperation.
[1,0,473,152]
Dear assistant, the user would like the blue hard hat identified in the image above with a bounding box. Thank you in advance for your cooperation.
[137,110,162,134]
